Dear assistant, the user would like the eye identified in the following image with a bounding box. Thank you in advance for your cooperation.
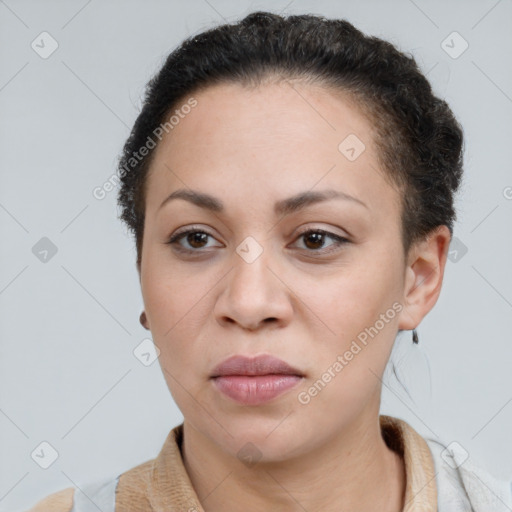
[292,228,349,254]
[167,227,222,252]
[166,226,350,255]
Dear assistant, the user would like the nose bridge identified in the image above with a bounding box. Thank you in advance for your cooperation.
[216,234,291,329]
[230,236,275,302]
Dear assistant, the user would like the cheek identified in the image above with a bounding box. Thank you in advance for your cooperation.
[141,258,220,377]
[294,276,399,421]
[141,264,192,357]
[142,250,203,330]
[292,260,399,334]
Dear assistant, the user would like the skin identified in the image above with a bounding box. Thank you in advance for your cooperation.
[136,80,451,511]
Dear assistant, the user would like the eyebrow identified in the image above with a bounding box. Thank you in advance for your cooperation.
[158,188,368,216]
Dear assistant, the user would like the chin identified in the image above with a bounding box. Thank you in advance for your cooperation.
[213,415,311,463]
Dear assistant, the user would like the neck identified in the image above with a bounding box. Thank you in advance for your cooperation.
[181,412,405,512]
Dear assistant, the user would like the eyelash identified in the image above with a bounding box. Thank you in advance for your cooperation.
[166,227,350,255]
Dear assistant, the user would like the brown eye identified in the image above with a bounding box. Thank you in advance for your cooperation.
[167,228,221,252]
[186,232,209,248]
[303,231,326,250]
[294,229,349,254]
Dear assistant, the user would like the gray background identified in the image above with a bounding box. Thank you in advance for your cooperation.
[1,0,511,509]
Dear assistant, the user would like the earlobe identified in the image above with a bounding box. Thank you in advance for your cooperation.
[398,225,451,331]
[140,311,150,330]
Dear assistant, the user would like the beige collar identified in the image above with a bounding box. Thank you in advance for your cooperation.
[380,415,437,511]
[115,414,437,511]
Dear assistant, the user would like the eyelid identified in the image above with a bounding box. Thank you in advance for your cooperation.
[293,224,350,240]
[170,224,217,239]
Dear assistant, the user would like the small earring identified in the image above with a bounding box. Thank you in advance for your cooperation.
[412,328,419,344]
[139,311,149,330]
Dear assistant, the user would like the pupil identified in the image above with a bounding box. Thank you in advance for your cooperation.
[306,232,323,249]
[188,232,207,248]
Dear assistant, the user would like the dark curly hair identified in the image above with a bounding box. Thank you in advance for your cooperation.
[116,10,464,269]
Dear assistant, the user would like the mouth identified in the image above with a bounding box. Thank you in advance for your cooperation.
[210,354,304,378]
[210,354,304,405]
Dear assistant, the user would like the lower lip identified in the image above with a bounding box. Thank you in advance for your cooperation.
[211,375,302,405]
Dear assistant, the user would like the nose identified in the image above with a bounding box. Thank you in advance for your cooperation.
[214,246,293,332]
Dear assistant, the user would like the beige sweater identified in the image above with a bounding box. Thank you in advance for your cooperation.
[25,415,441,511]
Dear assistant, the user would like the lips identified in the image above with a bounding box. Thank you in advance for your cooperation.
[210,354,303,378]
[210,354,304,405]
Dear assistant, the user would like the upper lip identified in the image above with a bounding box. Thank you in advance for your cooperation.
[210,354,304,378]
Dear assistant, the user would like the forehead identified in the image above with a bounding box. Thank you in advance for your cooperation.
[144,81,400,221]
[156,80,375,152]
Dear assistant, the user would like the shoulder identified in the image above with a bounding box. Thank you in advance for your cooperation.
[25,487,74,512]
[24,474,120,512]
[425,436,512,512]
[24,456,156,512]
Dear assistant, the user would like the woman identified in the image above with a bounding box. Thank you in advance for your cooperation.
[27,10,511,512]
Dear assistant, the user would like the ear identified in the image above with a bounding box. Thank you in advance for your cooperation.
[140,311,150,330]
[398,225,451,331]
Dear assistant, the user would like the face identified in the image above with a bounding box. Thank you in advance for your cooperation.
[138,81,411,462]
